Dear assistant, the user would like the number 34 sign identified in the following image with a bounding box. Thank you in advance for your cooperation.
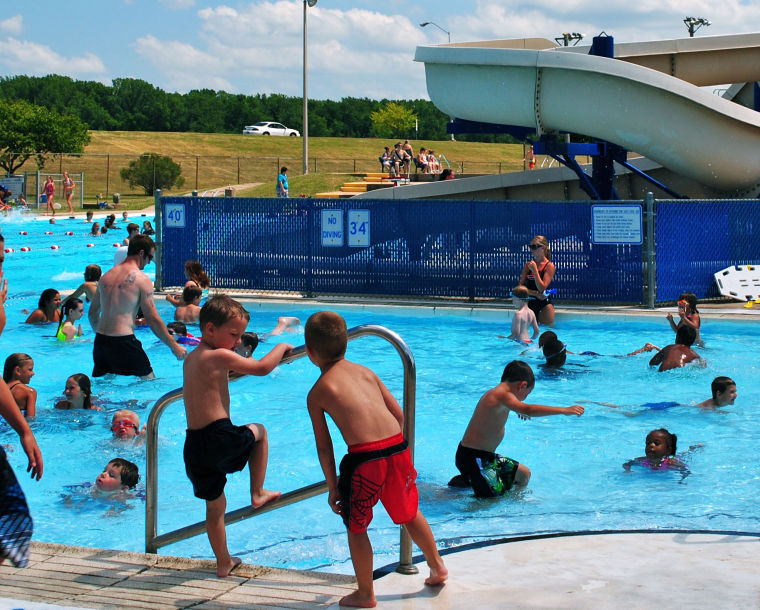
[348,210,370,247]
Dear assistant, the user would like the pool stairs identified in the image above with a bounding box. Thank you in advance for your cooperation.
[315,172,407,198]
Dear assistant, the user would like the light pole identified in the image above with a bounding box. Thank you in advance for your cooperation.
[555,32,583,46]
[303,0,317,175]
[684,16,710,37]
[419,21,450,44]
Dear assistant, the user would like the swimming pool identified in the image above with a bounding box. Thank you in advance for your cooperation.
[1,215,758,574]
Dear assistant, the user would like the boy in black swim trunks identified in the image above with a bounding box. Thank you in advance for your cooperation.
[182,295,292,577]
[450,360,584,497]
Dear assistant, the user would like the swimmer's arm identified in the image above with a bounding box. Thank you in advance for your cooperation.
[307,395,341,513]
[0,379,42,480]
[622,457,641,472]
[227,342,293,376]
[64,283,87,304]
[510,401,584,418]
[140,284,186,360]
[165,293,182,307]
[665,313,679,332]
[648,349,665,367]
[0,271,7,336]
[88,285,101,331]
[23,387,36,419]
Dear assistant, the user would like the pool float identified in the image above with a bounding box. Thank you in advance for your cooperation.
[64,231,74,236]
[18,231,27,235]
[51,245,60,250]
[44,231,53,235]
[4,248,14,253]
[86,243,95,248]
[20,247,31,252]
[112,243,120,247]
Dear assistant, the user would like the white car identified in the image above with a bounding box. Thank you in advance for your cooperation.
[242,122,300,137]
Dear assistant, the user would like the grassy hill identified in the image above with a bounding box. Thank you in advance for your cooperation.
[36,132,529,207]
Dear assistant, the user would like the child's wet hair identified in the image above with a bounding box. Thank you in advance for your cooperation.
[675,325,697,346]
[3,353,32,382]
[199,294,250,329]
[109,458,139,489]
[542,339,567,366]
[84,264,102,282]
[167,321,188,336]
[511,285,529,299]
[69,373,92,409]
[182,284,202,303]
[648,428,677,455]
[537,330,557,348]
[240,332,259,352]
[500,360,535,387]
[711,376,735,400]
[305,311,347,361]
[38,288,59,309]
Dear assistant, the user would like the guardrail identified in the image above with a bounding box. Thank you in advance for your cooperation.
[145,323,419,574]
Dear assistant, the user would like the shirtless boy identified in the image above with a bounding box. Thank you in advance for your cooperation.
[89,235,185,378]
[183,295,291,577]
[508,286,539,343]
[697,376,737,408]
[305,311,447,607]
[452,360,583,497]
[648,326,702,372]
[174,285,202,324]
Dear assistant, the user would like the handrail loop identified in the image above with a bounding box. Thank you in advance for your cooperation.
[145,324,418,575]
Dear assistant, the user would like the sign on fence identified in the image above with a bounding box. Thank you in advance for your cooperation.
[591,204,642,244]
[348,210,370,247]
[321,210,344,246]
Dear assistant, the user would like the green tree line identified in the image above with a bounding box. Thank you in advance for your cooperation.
[0,74,515,143]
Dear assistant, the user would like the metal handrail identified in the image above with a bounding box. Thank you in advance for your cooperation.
[145,324,418,574]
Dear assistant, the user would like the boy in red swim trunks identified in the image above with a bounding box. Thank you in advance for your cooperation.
[183,295,292,577]
[305,311,447,607]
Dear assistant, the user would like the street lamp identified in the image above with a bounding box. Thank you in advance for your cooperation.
[419,21,450,44]
[684,16,710,37]
[303,0,317,175]
[555,32,584,46]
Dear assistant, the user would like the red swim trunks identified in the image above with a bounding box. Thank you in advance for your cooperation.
[337,433,418,534]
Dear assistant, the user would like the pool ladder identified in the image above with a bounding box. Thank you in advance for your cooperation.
[145,324,419,575]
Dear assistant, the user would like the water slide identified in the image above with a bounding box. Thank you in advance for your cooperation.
[414,33,760,194]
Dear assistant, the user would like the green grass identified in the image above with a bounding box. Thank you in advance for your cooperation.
[32,132,530,203]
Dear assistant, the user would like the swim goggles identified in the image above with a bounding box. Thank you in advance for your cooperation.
[678,299,689,308]
[111,420,138,432]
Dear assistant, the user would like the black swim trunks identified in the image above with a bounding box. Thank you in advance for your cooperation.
[184,418,256,501]
[455,443,520,498]
[92,333,153,378]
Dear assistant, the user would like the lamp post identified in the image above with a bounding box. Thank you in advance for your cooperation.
[684,16,710,37]
[419,21,450,44]
[303,0,317,175]
[555,32,584,46]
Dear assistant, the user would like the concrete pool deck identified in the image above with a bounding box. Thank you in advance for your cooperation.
[1,532,758,608]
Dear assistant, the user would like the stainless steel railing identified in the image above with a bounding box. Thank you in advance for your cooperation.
[145,324,418,574]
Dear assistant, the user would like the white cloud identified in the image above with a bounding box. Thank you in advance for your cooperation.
[0,38,106,76]
[0,14,23,35]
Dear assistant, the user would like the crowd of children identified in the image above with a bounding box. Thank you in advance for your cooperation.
[0,221,740,608]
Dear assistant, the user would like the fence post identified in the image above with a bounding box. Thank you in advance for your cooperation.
[154,189,162,292]
[106,154,110,199]
[645,192,656,308]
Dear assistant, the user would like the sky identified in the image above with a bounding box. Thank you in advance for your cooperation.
[2,1,759,101]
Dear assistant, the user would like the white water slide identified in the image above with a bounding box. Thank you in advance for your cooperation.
[414,33,760,193]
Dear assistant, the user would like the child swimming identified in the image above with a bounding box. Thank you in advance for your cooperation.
[622,429,702,480]
[55,374,96,410]
[666,292,703,346]
[3,353,36,418]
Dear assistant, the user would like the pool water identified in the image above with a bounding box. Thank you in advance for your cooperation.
[1,214,758,574]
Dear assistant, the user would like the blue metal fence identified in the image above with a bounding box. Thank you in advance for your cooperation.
[158,196,760,304]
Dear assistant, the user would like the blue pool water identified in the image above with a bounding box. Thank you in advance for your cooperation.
[1,214,758,574]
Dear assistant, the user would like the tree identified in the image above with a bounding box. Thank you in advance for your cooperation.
[120,153,185,195]
[0,99,90,174]
[370,102,417,139]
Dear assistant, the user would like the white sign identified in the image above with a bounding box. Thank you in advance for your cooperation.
[348,210,370,247]
[1,176,25,196]
[591,205,642,244]
[165,204,186,228]
[321,210,344,246]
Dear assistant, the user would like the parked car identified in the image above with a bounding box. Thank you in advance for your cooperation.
[242,122,300,137]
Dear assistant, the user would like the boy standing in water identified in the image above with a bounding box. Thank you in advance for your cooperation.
[508,286,539,343]
[183,295,292,577]
[305,311,447,607]
[452,360,583,497]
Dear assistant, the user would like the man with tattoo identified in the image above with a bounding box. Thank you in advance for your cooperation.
[89,234,186,379]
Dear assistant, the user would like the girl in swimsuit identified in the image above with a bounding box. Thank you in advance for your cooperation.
[2,353,36,418]
[622,429,694,476]
[55,298,84,341]
[166,260,211,306]
[62,172,74,213]
[666,292,703,346]
[24,289,62,324]
[519,234,556,325]
[44,175,55,215]
[55,373,96,410]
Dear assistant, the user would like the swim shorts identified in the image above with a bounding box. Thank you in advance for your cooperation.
[0,446,33,567]
[92,333,153,378]
[455,443,520,498]
[337,433,418,534]
[184,418,257,501]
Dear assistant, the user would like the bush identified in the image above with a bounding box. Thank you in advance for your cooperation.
[120,153,185,195]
